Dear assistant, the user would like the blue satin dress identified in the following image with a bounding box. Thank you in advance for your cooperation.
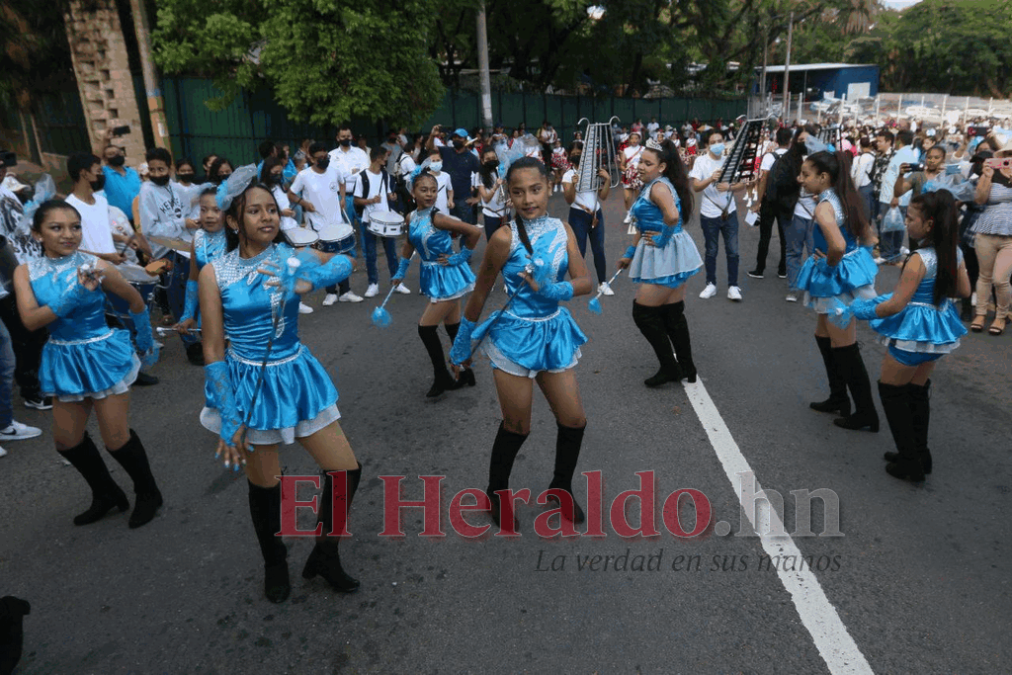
[472,216,587,378]
[194,228,227,271]
[628,177,703,288]
[870,247,967,364]
[796,188,878,313]
[408,207,475,302]
[29,252,140,401]
[199,243,340,445]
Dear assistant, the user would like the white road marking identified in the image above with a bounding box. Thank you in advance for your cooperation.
[683,379,874,675]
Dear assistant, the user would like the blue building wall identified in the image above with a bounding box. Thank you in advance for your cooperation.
[757,65,880,100]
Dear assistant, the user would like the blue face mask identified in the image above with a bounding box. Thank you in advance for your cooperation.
[430,162,442,173]
[709,143,725,157]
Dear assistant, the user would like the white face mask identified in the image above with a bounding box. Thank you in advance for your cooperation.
[429,162,442,173]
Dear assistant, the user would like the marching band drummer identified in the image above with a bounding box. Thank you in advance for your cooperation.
[391,165,482,398]
[354,146,410,299]
[449,157,593,530]
[561,140,613,297]
[617,139,702,388]
[262,155,314,314]
[200,167,362,604]
[13,200,163,528]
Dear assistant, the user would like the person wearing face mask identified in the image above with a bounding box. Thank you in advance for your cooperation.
[473,147,507,240]
[424,149,453,214]
[689,130,748,301]
[64,153,129,266]
[329,125,368,253]
[562,141,613,296]
[381,130,402,177]
[208,158,234,186]
[175,158,201,226]
[97,128,142,225]
[426,125,482,226]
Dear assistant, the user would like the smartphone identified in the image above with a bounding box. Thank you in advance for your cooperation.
[112,125,131,136]
[945,163,962,176]
[984,157,1012,170]
[907,163,925,173]
[0,152,16,168]
[967,125,989,138]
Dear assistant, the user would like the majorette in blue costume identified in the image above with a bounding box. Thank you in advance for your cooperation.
[175,187,227,360]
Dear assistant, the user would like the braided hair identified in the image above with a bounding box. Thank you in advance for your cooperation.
[505,156,551,254]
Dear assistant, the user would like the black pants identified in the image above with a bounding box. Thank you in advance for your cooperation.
[0,295,46,399]
[754,201,786,274]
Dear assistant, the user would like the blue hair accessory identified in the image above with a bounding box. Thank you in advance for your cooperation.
[215,165,259,211]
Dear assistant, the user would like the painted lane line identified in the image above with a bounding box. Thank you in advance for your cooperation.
[682,379,874,675]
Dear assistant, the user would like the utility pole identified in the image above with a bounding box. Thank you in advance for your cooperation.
[760,21,769,103]
[782,11,794,121]
[129,0,170,149]
[476,2,494,130]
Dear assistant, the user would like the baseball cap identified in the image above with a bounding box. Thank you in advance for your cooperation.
[453,128,469,139]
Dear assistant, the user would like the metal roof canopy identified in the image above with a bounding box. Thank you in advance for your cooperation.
[758,63,877,73]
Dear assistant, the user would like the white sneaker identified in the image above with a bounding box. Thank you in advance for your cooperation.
[899,246,910,256]
[298,302,314,314]
[322,293,339,306]
[0,446,6,458]
[786,292,798,303]
[0,420,42,441]
[364,283,380,298]
[623,211,633,225]
[339,291,363,303]
[598,282,615,297]
[395,283,411,295]
[727,286,743,301]
[699,283,717,299]
[971,292,977,306]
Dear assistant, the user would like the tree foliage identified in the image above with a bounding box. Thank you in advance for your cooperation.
[0,0,76,111]
[153,0,457,127]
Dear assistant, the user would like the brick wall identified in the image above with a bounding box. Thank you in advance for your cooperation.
[64,0,145,164]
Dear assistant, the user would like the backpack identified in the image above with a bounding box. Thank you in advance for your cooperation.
[355,168,390,217]
[764,151,798,208]
[869,151,893,194]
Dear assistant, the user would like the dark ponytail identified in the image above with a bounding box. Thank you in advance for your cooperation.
[505,156,550,254]
[224,183,285,252]
[644,140,693,222]
[805,150,868,240]
[909,190,959,306]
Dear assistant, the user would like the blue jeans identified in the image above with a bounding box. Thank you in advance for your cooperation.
[325,198,358,295]
[785,215,815,289]
[451,200,477,225]
[0,319,15,428]
[361,228,398,285]
[700,213,739,286]
[569,207,607,284]
[859,185,876,224]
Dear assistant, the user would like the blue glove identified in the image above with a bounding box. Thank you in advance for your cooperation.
[449,317,476,365]
[623,245,637,260]
[538,280,574,301]
[205,361,241,445]
[851,294,890,321]
[292,249,353,291]
[394,256,412,280]
[652,225,676,249]
[49,281,90,319]
[447,248,473,266]
[180,279,199,323]
[129,306,159,367]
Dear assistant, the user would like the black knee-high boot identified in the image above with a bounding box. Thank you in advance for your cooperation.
[546,422,586,524]
[444,322,475,387]
[878,382,924,481]
[810,336,851,416]
[632,301,682,387]
[885,380,932,474]
[487,422,528,529]
[418,324,460,397]
[248,480,290,603]
[107,430,163,528]
[302,465,362,593]
[831,344,880,433]
[57,433,129,526]
[661,301,696,383]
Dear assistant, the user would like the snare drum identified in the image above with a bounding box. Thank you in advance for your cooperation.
[283,226,319,248]
[313,224,356,254]
[366,211,405,238]
[117,263,160,285]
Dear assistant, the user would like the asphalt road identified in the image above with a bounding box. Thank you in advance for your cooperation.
[2,186,1010,675]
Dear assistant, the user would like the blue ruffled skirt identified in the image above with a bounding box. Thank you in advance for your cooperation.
[475,307,586,378]
[797,248,878,314]
[200,345,340,445]
[40,329,140,402]
[420,261,475,302]
[629,230,703,288]
[870,301,967,355]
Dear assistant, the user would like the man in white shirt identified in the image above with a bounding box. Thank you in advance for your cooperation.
[65,153,128,265]
[290,142,361,304]
[330,124,370,248]
[851,136,876,226]
[747,127,792,280]
[689,130,747,301]
[877,129,917,262]
[562,143,613,295]
[353,146,409,298]
[646,117,660,137]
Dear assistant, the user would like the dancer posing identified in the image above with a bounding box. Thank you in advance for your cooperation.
[449,157,593,528]
[392,167,482,397]
[13,201,162,528]
[618,139,702,386]
[795,151,880,432]
[846,190,969,481]
[199,168,361,603]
